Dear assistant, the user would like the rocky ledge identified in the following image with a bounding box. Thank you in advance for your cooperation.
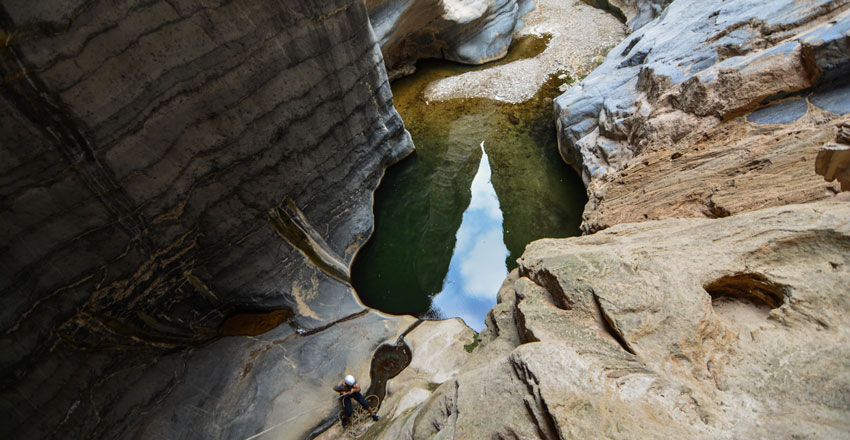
[553,0,850,232]
[366,0,535,80]
[370,200,850,439]
[555,0,850,182]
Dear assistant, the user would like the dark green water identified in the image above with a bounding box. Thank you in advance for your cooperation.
[352,37,587,331]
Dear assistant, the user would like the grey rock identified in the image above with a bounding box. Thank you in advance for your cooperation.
[555,0,850,184]
[0,0,413,438]
[746,98,809,124]
[366,0,535,80]
[610,0,674,31]
[811,81,850,115]
[581,0,672,31]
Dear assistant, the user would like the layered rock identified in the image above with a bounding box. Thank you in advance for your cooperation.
[372,201,850,439]
[555,0,850,186]
[0,0,414,438]
[366,0,535,80]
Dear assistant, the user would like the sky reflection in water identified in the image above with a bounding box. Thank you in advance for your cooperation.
[431,142,507,331]
[351,55,587,333]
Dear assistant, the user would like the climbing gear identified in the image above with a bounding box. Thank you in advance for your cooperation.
[345,375,356,386]
[338,394,381,438]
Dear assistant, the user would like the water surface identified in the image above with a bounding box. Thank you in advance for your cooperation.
[352,40,587,331]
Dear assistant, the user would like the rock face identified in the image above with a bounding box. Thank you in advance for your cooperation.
[816,122,850,190]
[373,201,850,439]
[555,0,850,185]
[0,0,414,438]
[609,0,673,31]
[366,0,535,80]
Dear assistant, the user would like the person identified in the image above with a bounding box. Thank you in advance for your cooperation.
[334,374,379,425]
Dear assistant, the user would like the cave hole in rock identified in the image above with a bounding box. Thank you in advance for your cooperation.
[704,273,788,322]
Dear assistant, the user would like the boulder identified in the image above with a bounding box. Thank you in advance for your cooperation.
[373,200,850,439]
[366,0,535,80]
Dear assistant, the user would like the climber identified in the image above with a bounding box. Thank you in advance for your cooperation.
[335,374,379,425]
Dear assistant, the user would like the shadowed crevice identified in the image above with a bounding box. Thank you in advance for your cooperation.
[592,293,637,356]
[704,272,787,310]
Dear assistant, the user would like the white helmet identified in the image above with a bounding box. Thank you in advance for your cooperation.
[344,375,355,386]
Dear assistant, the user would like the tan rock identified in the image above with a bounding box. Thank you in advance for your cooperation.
[383,319,475,420]
[581,112,850,233]
[816,123,850,191]
[373,200,850,439]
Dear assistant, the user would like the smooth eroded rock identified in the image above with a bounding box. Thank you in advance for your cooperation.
[366,0,535,80]
[372,200,850,439]
[0,0,413,438]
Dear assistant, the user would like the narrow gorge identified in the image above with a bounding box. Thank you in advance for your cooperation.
[1,1,848,439]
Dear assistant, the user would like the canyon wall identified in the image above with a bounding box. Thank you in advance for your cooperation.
[554,0,850,232]
[0,0,414,438]
[366,0,535,79]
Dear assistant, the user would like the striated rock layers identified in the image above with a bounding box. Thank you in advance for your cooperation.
[554,0,850,232]
[372,200,850,439]
[366,0,534,80]
[0,0,414,438]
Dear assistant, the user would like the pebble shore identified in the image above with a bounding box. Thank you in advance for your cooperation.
[424,0,627,103]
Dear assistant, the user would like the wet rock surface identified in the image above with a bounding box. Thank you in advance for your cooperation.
[371,201,850,439]
[0,0,413,438]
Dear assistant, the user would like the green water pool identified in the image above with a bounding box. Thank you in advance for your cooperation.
[352,39,587,331]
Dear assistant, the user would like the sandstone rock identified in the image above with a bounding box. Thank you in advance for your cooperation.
[580,109,850,233]
[316,318,475,440]
[366,0,535,80]
[816,122,850,190]
[373,200,850,439]
[0,0,413,438]
[555,0,850,185]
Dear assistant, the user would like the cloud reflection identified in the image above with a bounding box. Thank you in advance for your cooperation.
[431,142,509,331]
